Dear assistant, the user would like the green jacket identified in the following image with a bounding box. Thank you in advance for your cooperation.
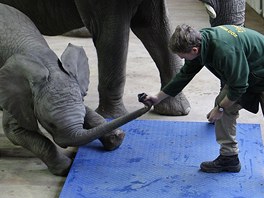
[162,25,264,101]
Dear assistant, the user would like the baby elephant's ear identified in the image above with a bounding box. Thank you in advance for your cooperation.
[60,43,90,96]
[0,54,49,131]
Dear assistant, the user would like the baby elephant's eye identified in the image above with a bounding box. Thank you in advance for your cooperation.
[48,122,57,130]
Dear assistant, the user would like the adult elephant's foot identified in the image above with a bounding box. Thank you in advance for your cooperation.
[46,153,73,176]
[96,103,128,119]
[99,129,125,151]
[154,92,191,115]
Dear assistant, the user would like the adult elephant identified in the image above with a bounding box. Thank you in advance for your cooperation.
[201,0,245,27]
[1,0,191,118]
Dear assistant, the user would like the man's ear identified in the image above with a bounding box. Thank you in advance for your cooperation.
[192,47,200,54]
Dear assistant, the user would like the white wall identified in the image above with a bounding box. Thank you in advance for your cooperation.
[246,0,263,17]
[263,0,264,17]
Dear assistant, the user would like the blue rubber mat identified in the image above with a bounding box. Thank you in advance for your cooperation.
[60,120,264,198]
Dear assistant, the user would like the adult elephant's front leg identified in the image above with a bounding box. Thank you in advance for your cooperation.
[95,33,130,118]
[76,0,132,118]
[131,0,191,116]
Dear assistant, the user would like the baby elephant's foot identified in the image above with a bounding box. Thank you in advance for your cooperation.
[100,129,125,151]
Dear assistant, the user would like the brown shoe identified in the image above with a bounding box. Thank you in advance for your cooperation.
[200,155,241,173]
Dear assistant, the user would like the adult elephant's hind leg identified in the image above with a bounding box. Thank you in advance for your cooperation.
[2,111,72,176]
[131,0,191,115]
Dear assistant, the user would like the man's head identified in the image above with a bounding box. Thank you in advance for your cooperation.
[169,24,201,60]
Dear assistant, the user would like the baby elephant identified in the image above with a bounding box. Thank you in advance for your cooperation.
[0,3,130,176]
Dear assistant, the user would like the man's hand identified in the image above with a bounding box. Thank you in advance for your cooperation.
[143,95,160,106]
[207,95,236,122]
[142,91,169,106]
[207,106,223,123]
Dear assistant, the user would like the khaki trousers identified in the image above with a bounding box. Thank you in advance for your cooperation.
[214,87,264,156]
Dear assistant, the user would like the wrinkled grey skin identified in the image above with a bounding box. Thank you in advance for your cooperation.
[0,0,191,118]
[201,0,245,27]
[201,0,245,89]
[0,3,149,176]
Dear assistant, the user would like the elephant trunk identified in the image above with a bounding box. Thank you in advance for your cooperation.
[56,105,151,147]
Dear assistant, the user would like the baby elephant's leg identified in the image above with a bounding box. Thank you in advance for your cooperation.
[2,110,72,176]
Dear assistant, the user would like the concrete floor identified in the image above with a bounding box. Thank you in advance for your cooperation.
[0,1,264,197]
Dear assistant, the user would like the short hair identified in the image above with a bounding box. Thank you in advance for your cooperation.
[169,24,202,53]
